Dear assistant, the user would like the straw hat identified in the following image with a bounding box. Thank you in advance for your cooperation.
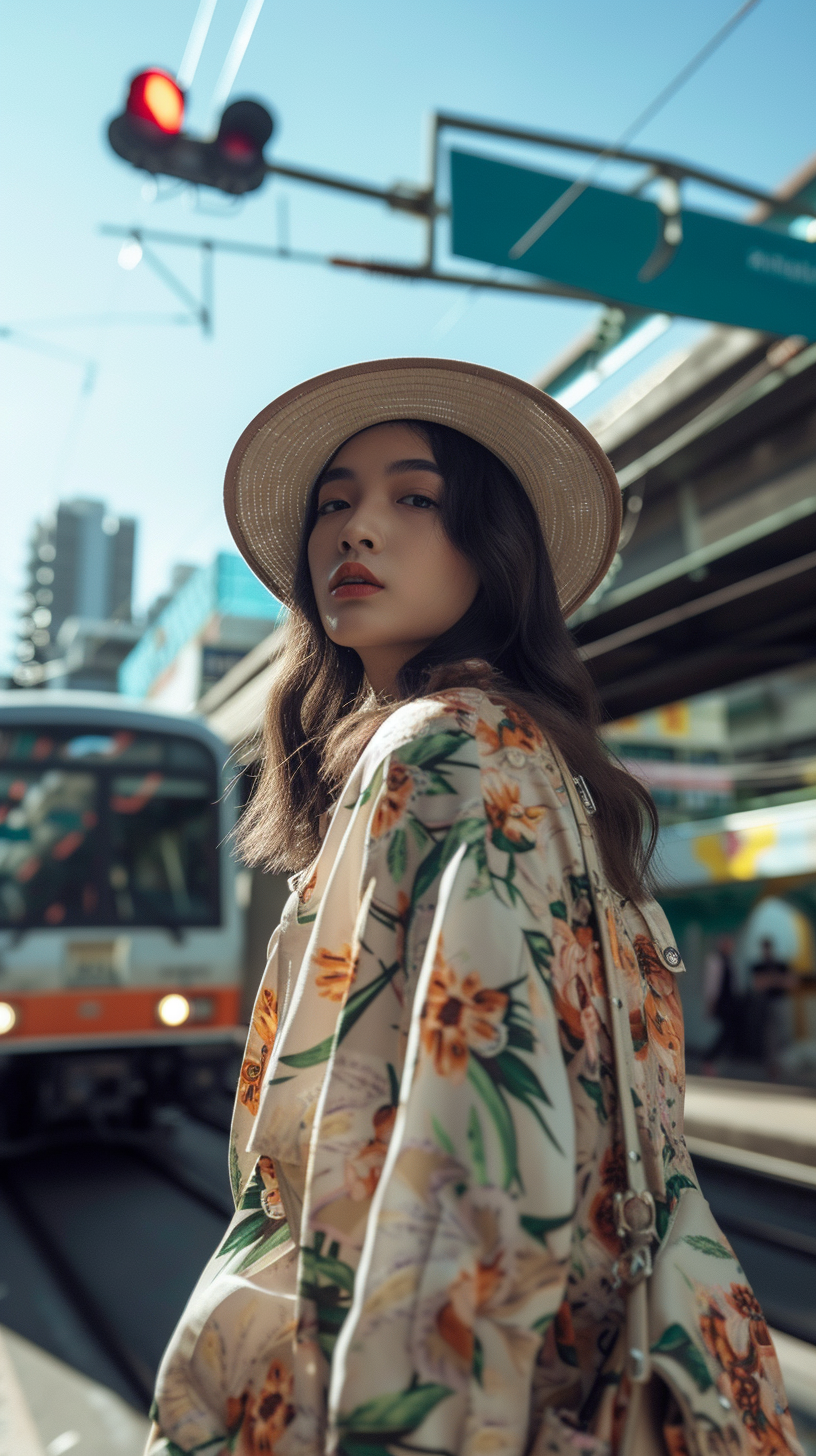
[224,357,620,618]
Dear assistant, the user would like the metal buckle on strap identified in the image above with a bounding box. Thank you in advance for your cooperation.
[613,1188,656,1241]
[610,1189,657,1289]
[610,1243,654,1290]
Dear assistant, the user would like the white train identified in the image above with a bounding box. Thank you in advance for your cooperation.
[0,691,245,1135]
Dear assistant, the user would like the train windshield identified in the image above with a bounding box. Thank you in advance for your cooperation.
[0,726,221,929]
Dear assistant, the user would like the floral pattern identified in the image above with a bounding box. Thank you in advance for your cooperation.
[237,989,278,1115]
[148,690,801,1456]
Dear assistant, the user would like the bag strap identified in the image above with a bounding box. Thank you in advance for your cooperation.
[550,744,656,1388]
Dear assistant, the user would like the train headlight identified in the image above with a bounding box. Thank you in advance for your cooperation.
[0,1002,17,1035]
[157,993,191,1028]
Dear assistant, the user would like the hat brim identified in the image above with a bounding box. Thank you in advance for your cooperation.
[224,357,621,619]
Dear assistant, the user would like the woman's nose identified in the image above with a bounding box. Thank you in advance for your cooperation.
[340,510,380,553]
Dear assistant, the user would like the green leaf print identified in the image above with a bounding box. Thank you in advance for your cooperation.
[302,1234,357,1293]
[301,1235,357,1357]
[467,1105,489,1184]
[281,959,402,1070]
[432,1116,457,1158]
[467,1055,519,1189]
[235,1220,291,1274]
[549,900,568,921]
[473,1334,485,1385]
[578,1074,607,1123]
[217,1210,290,1263]
[520,1211,573,1245]
[353,762,384,809]
[488,1049,563,1154]
[666,1171,697,1204]
[491,827,537,855]
[494,1048,554,1108]
[682,1234,734,1259]
[465,838,491,899]
[237,1164,264,1210]
[524,929,554,985]
[398,730,471,768]
[387,827,407,882]
[408,814,431,847]
[651,1324,713,1391]
[229,1140,242,1204]
[280,1035,335,1069]
[411,817,485,907]
[338,1382,453,1436]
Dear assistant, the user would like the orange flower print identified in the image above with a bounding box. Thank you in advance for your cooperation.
[436,1253,503,1367]
[257,1155,285,1220]
[238,1046,268,1113]
[551,920,604,1067]
[298,866,318,905]
[238,989,278,1114]
[344,1103,397,1201]
[421,941,508,1081]
[372,762,413,838]
[483,774,546,848]
[476,706,541,756]
[314,943,358,1002]
[239,1357,295,1454]
[634,937,684,1077]
[253,988,278,1048]
[697,1282,801,1456]
[588,1144,627,1256]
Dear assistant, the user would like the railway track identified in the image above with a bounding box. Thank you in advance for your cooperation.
[0,1113,233,1411]
[691,1140,816,1349]
[0,1109,814,1441]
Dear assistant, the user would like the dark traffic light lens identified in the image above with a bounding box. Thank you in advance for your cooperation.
[216,100,274,162]
[126,70,184,134]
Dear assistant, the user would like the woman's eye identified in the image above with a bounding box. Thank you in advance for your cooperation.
[400,493,437,509]
[317,498,349,516]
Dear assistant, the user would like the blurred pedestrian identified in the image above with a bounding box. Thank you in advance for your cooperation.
[702,933,740,1072]
[751,935,796,1078]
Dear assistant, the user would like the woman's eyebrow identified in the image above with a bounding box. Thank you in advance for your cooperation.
[385,458,443,477]
[318,466,353,485]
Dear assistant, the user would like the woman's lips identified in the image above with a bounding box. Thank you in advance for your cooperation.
[329,564,384,598]
[331,581,383,599]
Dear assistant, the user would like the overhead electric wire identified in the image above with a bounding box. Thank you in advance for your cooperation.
[177,0,220,91]
[509,0,765,261]
[210,0,266,121]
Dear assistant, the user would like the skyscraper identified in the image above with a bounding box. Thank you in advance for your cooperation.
[15,498,137,689]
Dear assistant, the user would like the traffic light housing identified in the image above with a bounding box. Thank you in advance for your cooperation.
[108,70,274,195]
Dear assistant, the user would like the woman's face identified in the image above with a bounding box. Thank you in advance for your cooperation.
[307,423,479,694]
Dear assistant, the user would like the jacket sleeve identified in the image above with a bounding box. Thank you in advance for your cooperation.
[324,707,578,1456]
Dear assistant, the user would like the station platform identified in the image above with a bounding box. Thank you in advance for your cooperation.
[685,1074,816,1184]
[0,1325,149,1456]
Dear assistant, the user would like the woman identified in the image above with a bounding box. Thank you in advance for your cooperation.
[147,360,801,1456]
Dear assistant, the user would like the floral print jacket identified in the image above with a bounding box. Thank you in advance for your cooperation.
[147,690,802,1456]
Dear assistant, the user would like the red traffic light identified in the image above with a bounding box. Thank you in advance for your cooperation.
[126,70,184,134]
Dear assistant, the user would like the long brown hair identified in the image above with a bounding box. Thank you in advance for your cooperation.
[237,420,657,900]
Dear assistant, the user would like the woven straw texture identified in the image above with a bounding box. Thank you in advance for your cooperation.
[224,358,621,618]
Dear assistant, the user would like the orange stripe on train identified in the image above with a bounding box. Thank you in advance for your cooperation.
[0,986,241,1038]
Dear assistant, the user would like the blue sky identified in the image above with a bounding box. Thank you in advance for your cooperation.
[2,0,815,674]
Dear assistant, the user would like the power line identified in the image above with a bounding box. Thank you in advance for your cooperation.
[177,0,220,91]
[509,0,765,261]
[210,0,266,122]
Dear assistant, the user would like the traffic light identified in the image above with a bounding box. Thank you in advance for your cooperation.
[108,70,274,196]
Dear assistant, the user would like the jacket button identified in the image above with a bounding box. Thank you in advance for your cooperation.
[663,946,681,968]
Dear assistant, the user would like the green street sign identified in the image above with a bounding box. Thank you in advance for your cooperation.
[450,150,816,338]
